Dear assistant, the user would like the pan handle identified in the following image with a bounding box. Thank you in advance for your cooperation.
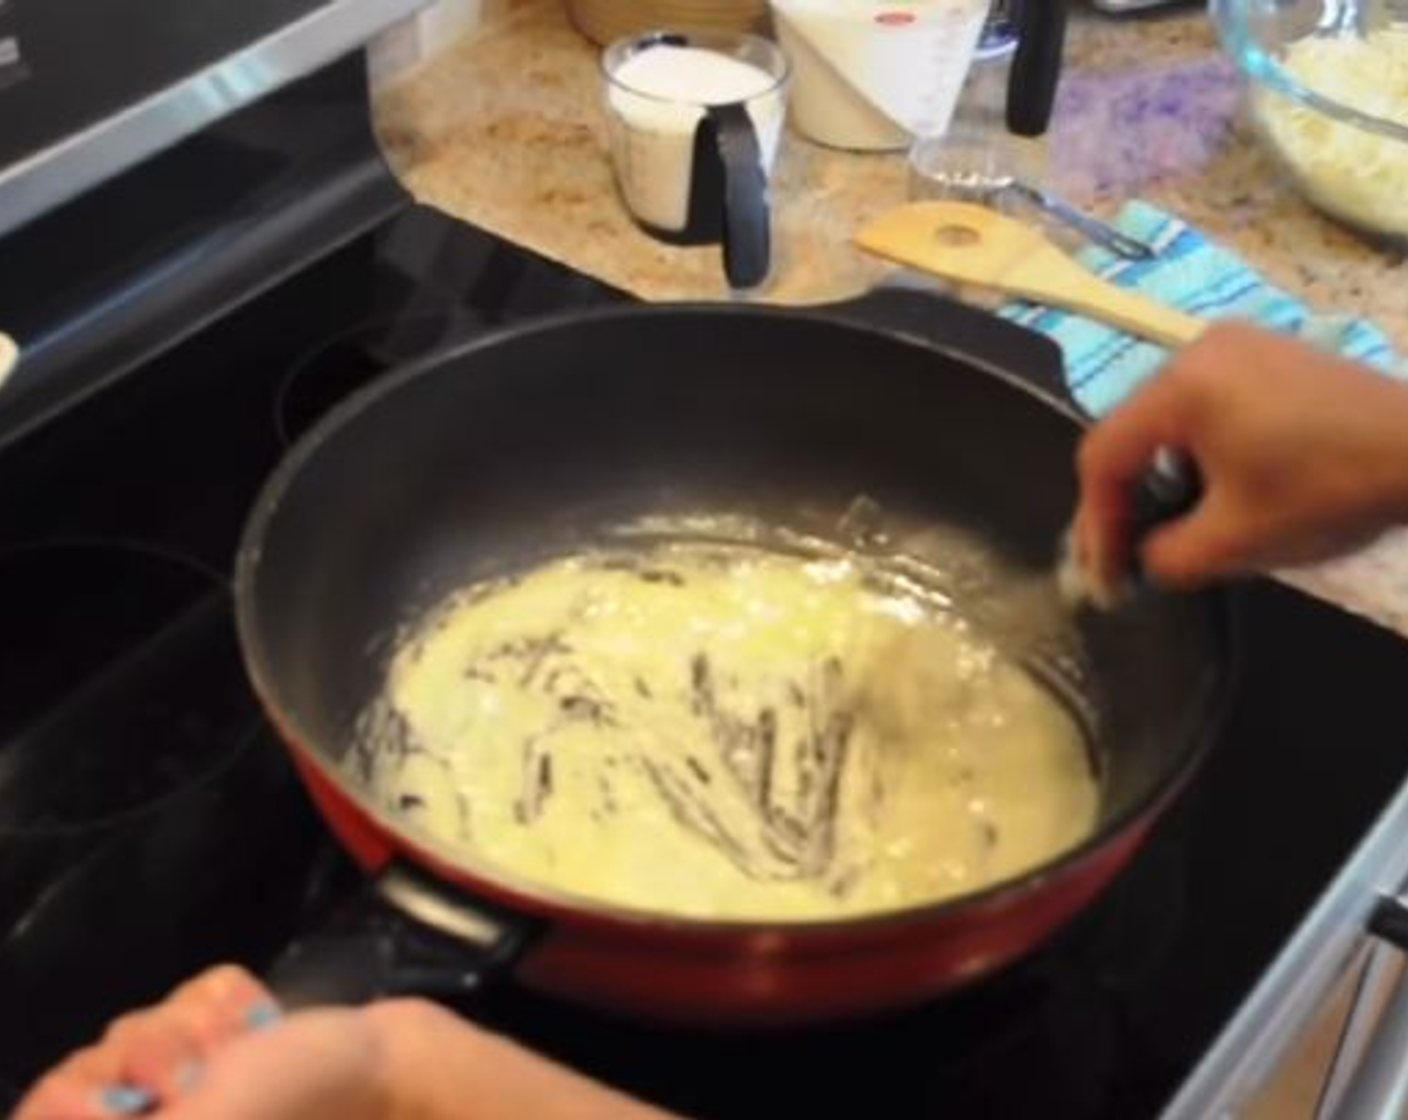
[815,287,1077,413]
[819,287,1203,592]
[266,862,537,1009]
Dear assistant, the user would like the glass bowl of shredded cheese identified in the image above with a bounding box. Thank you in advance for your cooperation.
[1213,0,1408,242]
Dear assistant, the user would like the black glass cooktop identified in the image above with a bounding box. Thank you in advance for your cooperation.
[3,204,1408,1118]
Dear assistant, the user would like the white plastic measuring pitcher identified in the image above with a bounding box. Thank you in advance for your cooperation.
[771,0,1066,151]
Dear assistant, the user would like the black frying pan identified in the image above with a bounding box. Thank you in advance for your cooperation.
[237,289,1231,1024]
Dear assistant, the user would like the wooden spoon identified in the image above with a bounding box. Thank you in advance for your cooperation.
[855,201,1205,349]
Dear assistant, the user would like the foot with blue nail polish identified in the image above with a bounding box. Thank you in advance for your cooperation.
[243,1000,281,1032]
[98,1083,156,1115]
[13,963,678,1120]
[10,964,274,1120]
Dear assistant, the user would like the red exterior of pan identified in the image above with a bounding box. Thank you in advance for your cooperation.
[288,743,1177,1027]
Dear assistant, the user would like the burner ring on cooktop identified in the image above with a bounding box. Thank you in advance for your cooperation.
[273,309,486,448]
[0,539,261,835]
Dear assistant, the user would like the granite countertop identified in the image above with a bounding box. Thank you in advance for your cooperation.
[372,0,1408,633]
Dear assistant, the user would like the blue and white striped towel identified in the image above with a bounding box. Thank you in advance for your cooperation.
[999,200,1405,418]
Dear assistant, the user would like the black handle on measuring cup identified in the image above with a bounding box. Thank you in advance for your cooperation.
[705,102,770,290]
[1007,0,1068,137]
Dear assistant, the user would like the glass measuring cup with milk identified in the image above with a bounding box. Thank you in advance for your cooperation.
[603,32,789,290]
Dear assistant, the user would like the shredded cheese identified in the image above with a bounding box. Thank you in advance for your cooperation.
[1254,28,1408,237]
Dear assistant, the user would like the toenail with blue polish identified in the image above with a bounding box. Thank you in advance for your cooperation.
[175,1060,202,1092]
[99,1084,156,1114]
[244,999,281,1029]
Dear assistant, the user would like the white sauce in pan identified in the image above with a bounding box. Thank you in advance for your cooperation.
[352,541,1097,921]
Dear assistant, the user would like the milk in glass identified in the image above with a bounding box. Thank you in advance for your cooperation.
[605,44,786,232]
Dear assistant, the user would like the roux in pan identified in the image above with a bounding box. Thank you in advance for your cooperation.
[353,540,1096,921]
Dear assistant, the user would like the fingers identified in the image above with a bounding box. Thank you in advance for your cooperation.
[1072,321,1264,591]
[1141,495,1392,587]
[10,966,279,1120]
[1075,372,1193,590]
[162,1010,382,1120]
[163,965,278,1050]
[1070,321,1401,590]
[1139,500,1245,588]
[101,1009,203,1105]
[11,1013,181,1120]
[13,1031,168,1120]
[12,1046,126,1120]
